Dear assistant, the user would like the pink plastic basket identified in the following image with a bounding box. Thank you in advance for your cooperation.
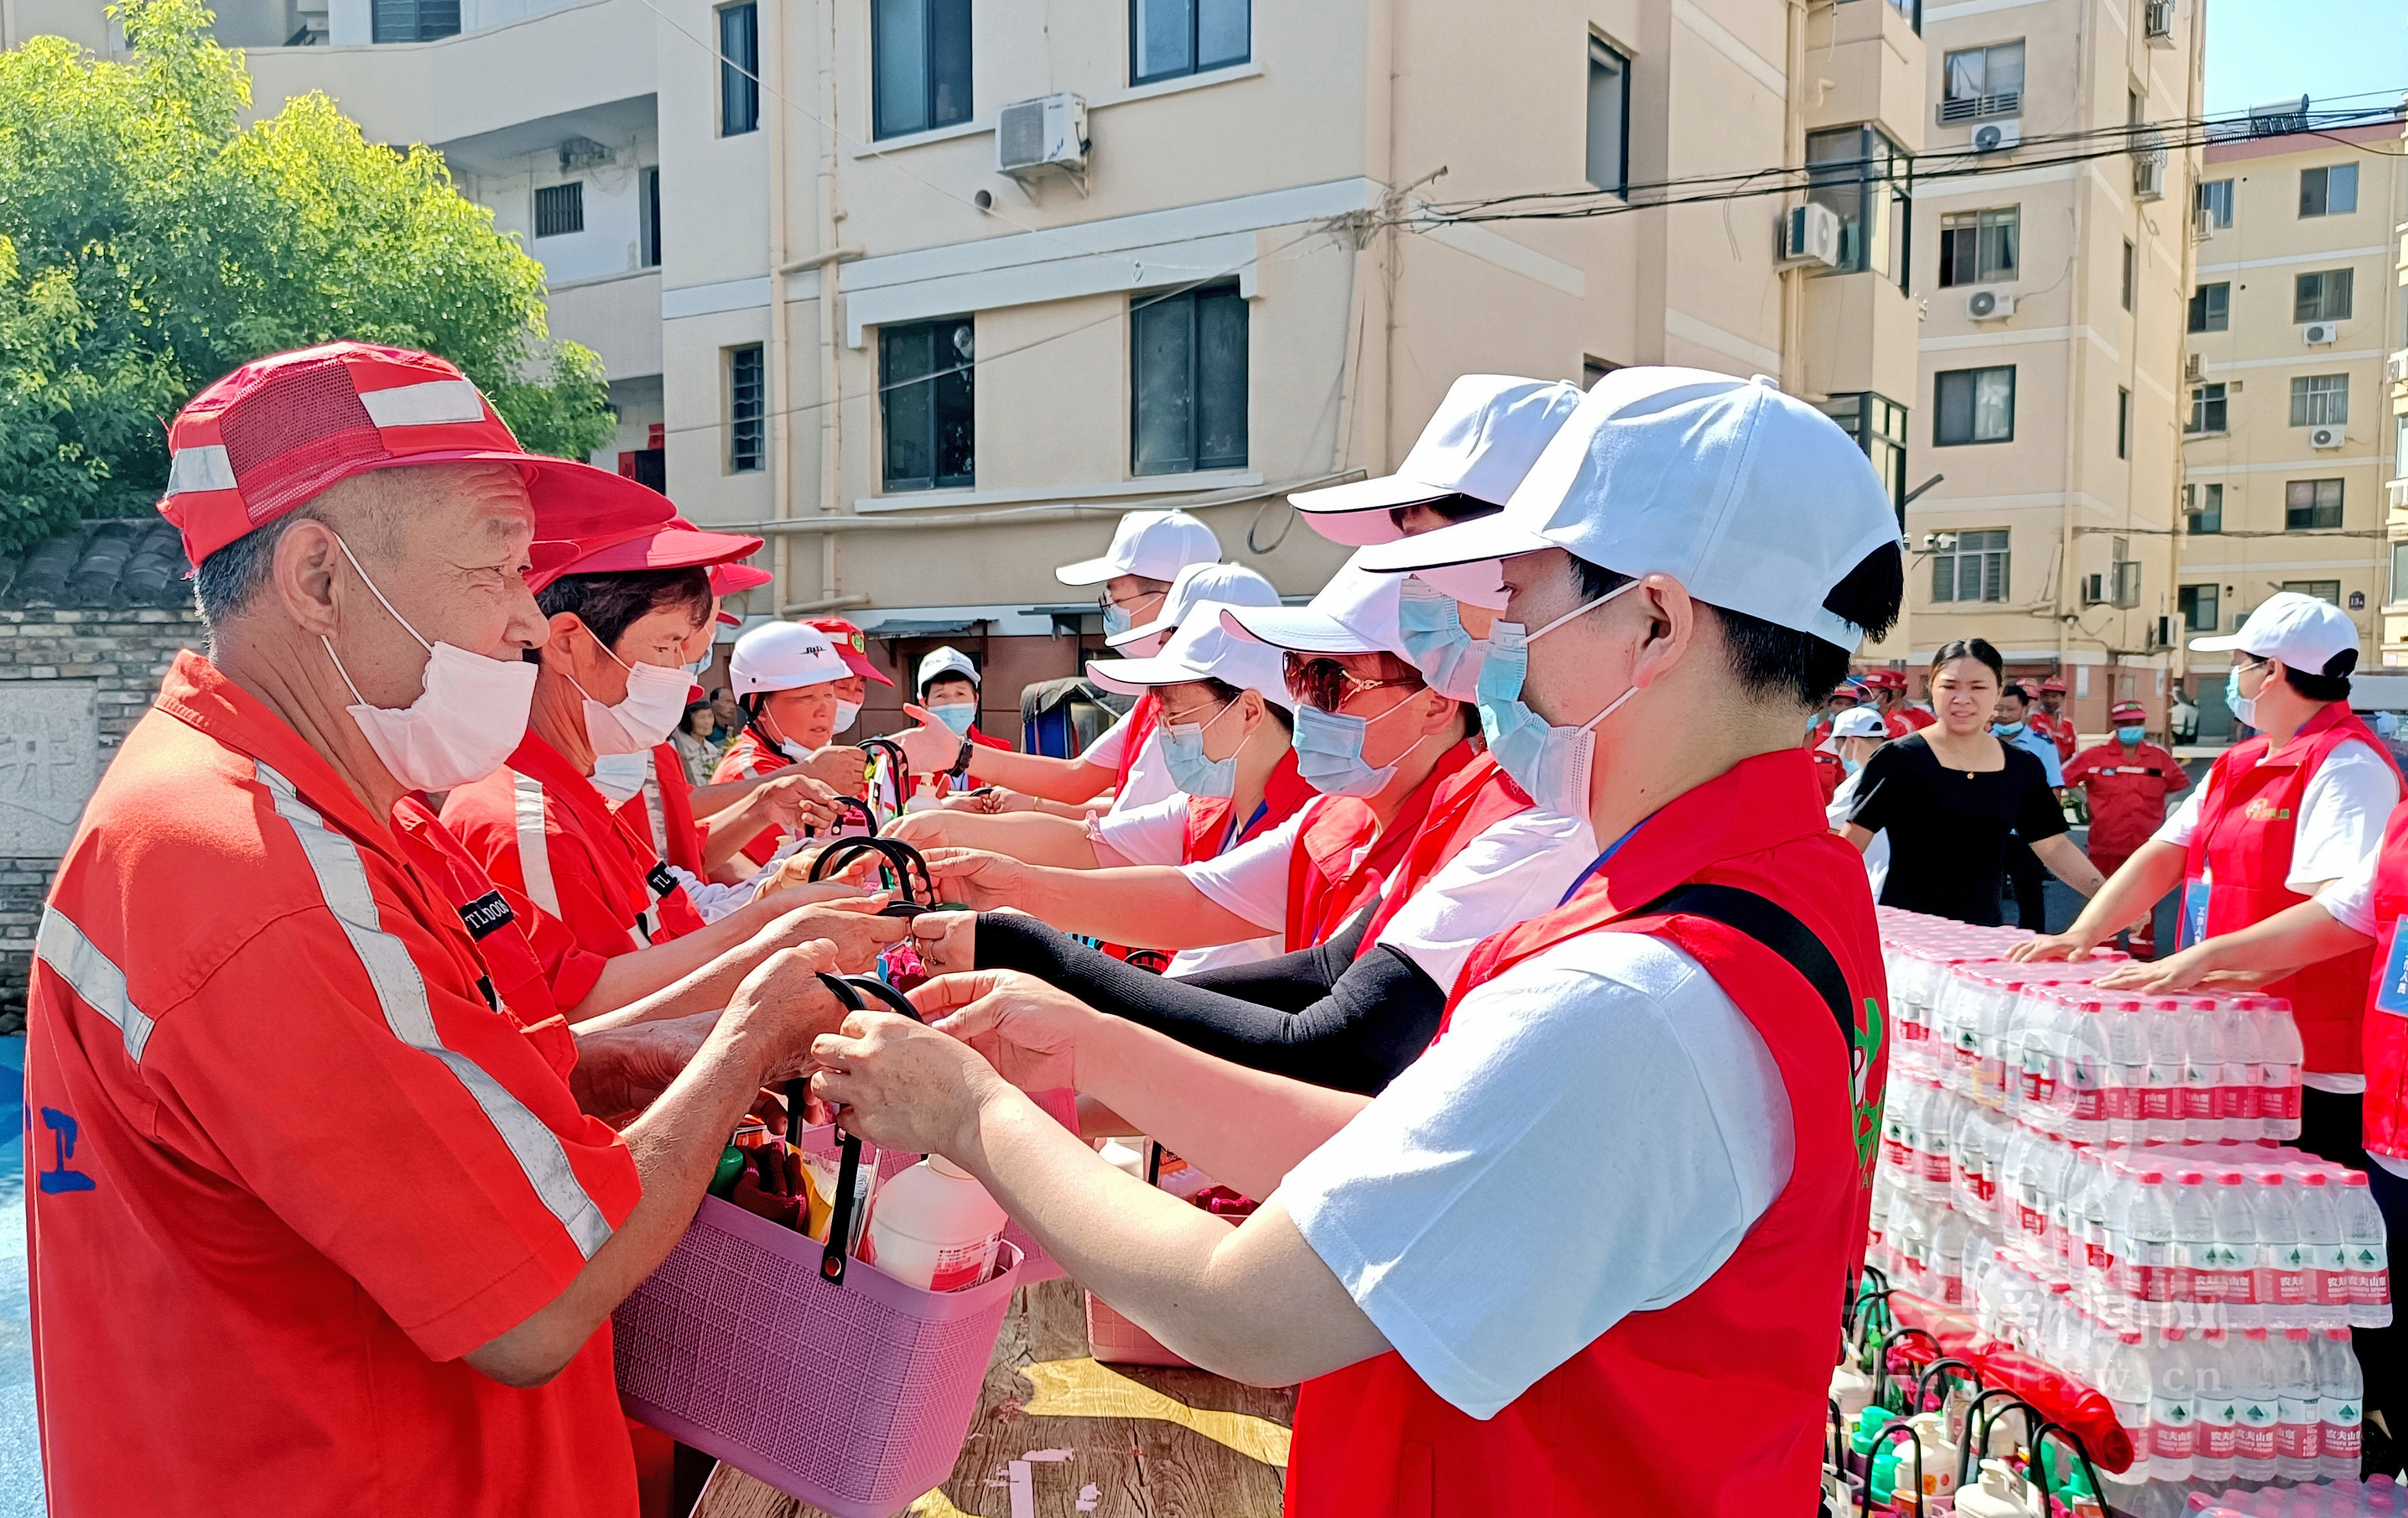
[1083,1290,1193,1368]
[613,1134,1023,1518]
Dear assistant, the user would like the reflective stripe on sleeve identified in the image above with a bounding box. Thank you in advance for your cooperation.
[34,906,156,1064]
[512,772,562,919]
[255,761,613,1259]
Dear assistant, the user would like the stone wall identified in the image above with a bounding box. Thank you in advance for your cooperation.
[0,607,205,1027]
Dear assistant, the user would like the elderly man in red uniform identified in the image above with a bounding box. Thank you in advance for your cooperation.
[2032,677,2079,762]
[24,343,850,1517]
[2061,700,2192,956]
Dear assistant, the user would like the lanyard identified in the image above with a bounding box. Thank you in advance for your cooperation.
[1556,817,1649,908]
[1222,798,1270,857]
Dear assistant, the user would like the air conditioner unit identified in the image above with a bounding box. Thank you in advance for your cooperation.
[995,93,1088,179]
[2145,0,2176,44]
[2310,425,2345,449]
[1970,120,2022,153]
[1966,287,2016,321]
[2184,353,2205,382]
[1783,203,1843,267]
[2303,321,2342,345]
[2192,205,2214,241]
[2134,159,2166,201]
[2387,351,2408,385]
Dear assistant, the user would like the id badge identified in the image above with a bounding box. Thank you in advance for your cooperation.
[2377,928,2408,1017]
[2179,879,2212,952]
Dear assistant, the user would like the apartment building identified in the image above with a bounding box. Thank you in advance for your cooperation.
[1903,0,2202,740]
[30,0,1930,723]
[2177,109,2406,739]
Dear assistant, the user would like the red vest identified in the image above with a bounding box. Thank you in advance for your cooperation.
[1356,752,1534,950]
[2180,703,2400,1073]
[1285,750,1889,1518]
[649,741,705,874]
[1182,751,1316,866]
[1114,692,1161,794]
[1283,740,1478,952]
[2356,800,2408,1160]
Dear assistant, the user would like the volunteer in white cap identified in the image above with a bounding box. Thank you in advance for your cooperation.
[2015,590,2403,1173]
[1823,705,1893,898]
[914,553,1476,958]
[807,367,1907,1517]
[703,622,861,866]
[889,562,1275,820]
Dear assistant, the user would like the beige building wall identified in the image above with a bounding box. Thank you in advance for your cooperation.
[2179,117,2407,740]
[1905,0,2202,740]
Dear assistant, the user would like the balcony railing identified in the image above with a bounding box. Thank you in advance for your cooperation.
[1939,92,2021,124]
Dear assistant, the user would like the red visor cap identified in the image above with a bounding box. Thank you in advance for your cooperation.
[804,616,893,685]
[160,341,674,566]
[527,521,767,595]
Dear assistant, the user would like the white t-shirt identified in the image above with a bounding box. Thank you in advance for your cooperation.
[1368,808,1597,993]
[1081,711,1177,815]
[1829,768,1890,900]
[1281,932,1790,1419]
[1088,792,1190,869]
[1179,805,1316,933]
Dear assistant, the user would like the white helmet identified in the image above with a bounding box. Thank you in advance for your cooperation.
[731,622,850,696]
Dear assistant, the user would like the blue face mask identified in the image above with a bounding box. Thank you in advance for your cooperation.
[2116,726,2145,746]
[1476,581,1640,814]
[1842,757,1864,777]
[928,701,977,737]
[2227,662,2262,728]
[1993,720,2026,739]
[1160,699,1240,798]
[1292,694,1422,798]
[1396,579,1485,701]
[1102,602,1133,637]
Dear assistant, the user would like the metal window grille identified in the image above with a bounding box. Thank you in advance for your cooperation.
[1931,529,2010,603]
[728,345,765,473]
[534,183,583,239]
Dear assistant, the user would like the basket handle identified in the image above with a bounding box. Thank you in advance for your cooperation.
[812,973,926,1286]
[1874,1326,1942,1411]
[831,795,877,833]
[2029,1420,2104,1518]
[808,836,937,913]
[1858,1420,1927,1518]
[1956,1390,2039,1493]
[1915,1356,1982,1415]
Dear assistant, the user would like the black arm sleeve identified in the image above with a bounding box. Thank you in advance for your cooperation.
[971,910,1442,1094]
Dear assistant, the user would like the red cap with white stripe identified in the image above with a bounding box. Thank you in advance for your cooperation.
[159,340,674,564]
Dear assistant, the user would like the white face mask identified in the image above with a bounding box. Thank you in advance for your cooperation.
[589,749,651,803]
[571,631,691,755]
[833,699,863,735]
[322,535,536,793]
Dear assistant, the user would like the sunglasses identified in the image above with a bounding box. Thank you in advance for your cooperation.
[1283,651,1420,713]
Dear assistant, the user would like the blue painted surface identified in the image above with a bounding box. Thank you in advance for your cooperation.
[0,1036,40,1516]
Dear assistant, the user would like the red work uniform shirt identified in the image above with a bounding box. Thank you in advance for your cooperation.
[2062,739,2192,865]
[709,729,791,868]
[25,652,642,1517]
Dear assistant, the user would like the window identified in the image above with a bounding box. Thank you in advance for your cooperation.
[2187,282,2229,332]
[719,3,759,135]
[2282,579,2343,605]
[2294,268,2353,324]
[2184,482,2223,532]
[2289,374,2348,428]
[2299,163,2359,218]
[371,0,458,41]
[2179,583,2220,632]
[2285,478,2344,530]
[1807,125,1911,285]
[2117,387,2131,459]
[880,317,975,490]
[533,182,584,239]
[2120,240,2136,312]
[1583,38,1631,197]
[2392,542,2408,605]
[2187,382,2227,434]
[640,168,662,267]
[876,0,973,138]
[1938,207,2018,286]
[1131,0,1248,85]
[727,344,765,473]
[1934,365,2015,445]
[1133,282,1248,475]
[1940,41,2023,120]
[1931,529,2010,603]
[1817,392,1910,523]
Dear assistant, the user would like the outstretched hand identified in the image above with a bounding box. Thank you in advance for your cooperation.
[896,703,963,774]
[917,847,1030,911]
[909,969,1092,1095]
[809,1011,999,1157]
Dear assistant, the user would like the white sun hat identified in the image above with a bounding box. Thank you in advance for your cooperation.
[1053,508,1223,586]
[2189,590,2361,678]
[1105,560,1283,649]
[1088,604,1295,709]
[1290,376,1586,547]
[1357,367,1902,651]
[1216,549,1407,659]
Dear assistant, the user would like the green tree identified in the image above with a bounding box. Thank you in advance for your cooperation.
[0,0,615,555]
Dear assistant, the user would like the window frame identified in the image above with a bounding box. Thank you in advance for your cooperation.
[2117,386,2131,460]
[2299,163,2359,218]
[2187,281,2229,333]
[718,2,760,137]
[1930,528,2011,604]
[2186,382,2227,435]
[2289,373,2349,428]
[2197,177,2234,227]
[874,0,975,140]
[1584,35,1632,198]
[1130,280,1250,477]
[2184,481,2223,533]
[532,181,584,239]
[2293,267,2354,324]
[371,0,459,42]
[640,166,662,268]
[2120,239,2136,313]
[1937,206,2019,287]
[1806,124,1911,287]
[1129,0,1251,87]
[878,315,977,492]
[726,343,765,474]
[2390,541,2408,606]
[1933,365,2015,446]
[2179,582,2220,632]
[2284,477,2344,531]
[2281,579,2343,606]
[1940,40,2024,118]
[1816,391,1911,525]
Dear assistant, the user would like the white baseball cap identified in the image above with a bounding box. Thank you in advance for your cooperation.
[1357,367,1902,651]
[1829,706,1888,741]
[2190,590,2361,677]
[1218,549,1408,659]
[1088,605,1295,709]
[730,622,850,696]
[1105,560,1283,649]
[915,645,981,696]
[1054,509,1223,586]
[1290,376,1587,546]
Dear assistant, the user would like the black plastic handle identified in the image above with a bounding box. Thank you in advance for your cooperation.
[832,795,877,833]
[2029,1420,2105,1517]
[808,836,936,915]
[1914,1356,1981,1416]
[1874,1326,1942,1411]
[1858,1420,1927,1518]
[1957,1391,2039,1493]
[1123,949,1175,975]
[812,972,926,1287]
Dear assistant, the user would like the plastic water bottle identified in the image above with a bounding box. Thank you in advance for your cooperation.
[2273,1326,2322,1480]
[2336,1171,2392,1329]
[2311,1326,2364,1481]
[2257,1171,2312,1329]
[2250,999,2305,1140]
[2215,997,2262,1142]
[2194,1325,2240,1484]
[2182,999,2225,1143]
[2175,1168,2219,1311]
[2101,1326,2154,1482]
[2060,999,2111,1145]
[2294,1169,2344,1328]
[2205,1170,2256,1322]
[2128,1169,2177,1315]
[2149,1326,2199,1481]
[1934,1205,1968,1307]
[2108,998,2151,1146]
[2144,999,2188,1144]
[858,1155,1008,1292]
[2232,1326,2281,1483]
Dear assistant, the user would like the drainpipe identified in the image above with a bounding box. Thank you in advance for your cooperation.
[2056,0,2094,684]
[765,0,794,604]
[816,0,847,607]
[1779,0,1807,394]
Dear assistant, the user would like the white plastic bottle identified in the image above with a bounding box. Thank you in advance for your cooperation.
[2273,1326,2322,1480]
[2181,999,2225,1144]
[859,1155,1008,1292]
[2141,999,2186,1144]
[2174,1168,2219,1313]
[2251,999,2305,1140]
[2310,1326,2363,1481]
[2231,1326,2281,1484]
[2214,997,2262,1143]
[2128,1168,2177,1318]
[2337,1171,2392,1329]
[2210,1170,2258,1328]
[2060,1000,2111,1146]
[2193,1324,2240,1484]
[2149,1326,2198,1482]
[2107,997,2150,1147]
[2256,1171,2310,1329]
[2294,1169,2345,1328]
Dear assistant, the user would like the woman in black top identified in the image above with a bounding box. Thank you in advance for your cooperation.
[1846,639,2105,925]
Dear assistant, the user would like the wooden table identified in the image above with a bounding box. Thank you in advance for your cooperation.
[689,1278,1295,1518]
